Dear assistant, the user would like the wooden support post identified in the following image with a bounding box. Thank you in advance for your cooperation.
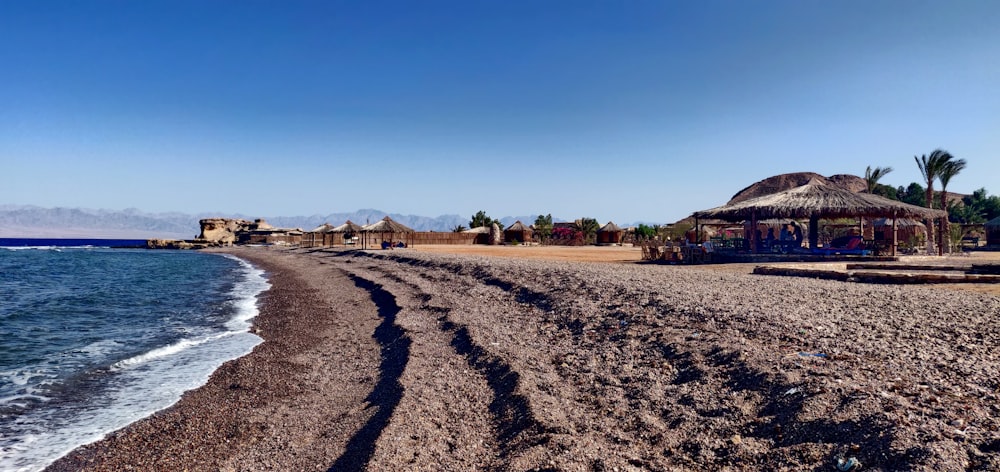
[809,215,819,250]
[892,214,898,257]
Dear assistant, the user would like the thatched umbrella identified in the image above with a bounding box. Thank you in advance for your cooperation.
[692,178,947,255]
[308,223,336,233]
[329,220,364,246]
[302,223,335,247]
[361,216,415,249]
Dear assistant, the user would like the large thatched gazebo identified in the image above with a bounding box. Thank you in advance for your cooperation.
[361,216,415,249]
[987,216,1000,247]
[692,178,948,256]
[503,220,532,244]
[597,221,624,245]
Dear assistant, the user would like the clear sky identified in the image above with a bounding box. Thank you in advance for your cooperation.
[2,1,998,224]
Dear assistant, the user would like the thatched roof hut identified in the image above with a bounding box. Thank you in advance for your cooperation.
[987,216,1000,247]
[301,223,336,248]
[308,223,336,233]
[872,218,928,251]
[322,220,363,246]
[361,216,415,248]
[330,220,364,234]
[873,218,926,229]
[693,178,947,254]
[503,220,532,244]
[597,221,623,245]
[463,225,490,244]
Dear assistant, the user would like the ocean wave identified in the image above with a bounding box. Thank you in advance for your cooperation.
[219,254,270,331]
[0,393,51,408]
[2,246,63,251]
[110,332,235,371]
[0,369,51,387]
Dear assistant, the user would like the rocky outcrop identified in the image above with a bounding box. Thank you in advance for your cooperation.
[146,239,209,250]
[198,218,254,245]
[728,172,867,204]
[489,223,501,245]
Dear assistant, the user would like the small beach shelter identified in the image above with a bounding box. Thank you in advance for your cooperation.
[597,221,624,245]
[692,178,948,256]
[361,216,415,249]
[503,220,533,244]
[873,218,927,250]
[328,220,364,246]
[987,216,1000,247]
[301,223,335,248]
[463,225,490,244]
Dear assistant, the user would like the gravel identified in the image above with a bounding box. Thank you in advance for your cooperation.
[48,246,1000,471]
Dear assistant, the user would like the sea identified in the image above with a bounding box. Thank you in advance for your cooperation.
[0,241,270,471]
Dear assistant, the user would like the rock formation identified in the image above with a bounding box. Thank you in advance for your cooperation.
[489,223,501,245]
[197,218,254,245]
[146,239,206,250]
[728,172,867,204]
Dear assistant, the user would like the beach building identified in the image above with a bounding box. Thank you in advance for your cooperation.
[987,216,1000,247]
[873,218,927,252]
[238,219,303,245]
[503,221,532,244]
[597,221,623,245]
[463,225,491,244]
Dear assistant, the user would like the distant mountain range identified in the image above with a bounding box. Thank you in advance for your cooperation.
[0,205,553,239]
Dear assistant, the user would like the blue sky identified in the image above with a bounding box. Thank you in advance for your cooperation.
[2,1,998,224]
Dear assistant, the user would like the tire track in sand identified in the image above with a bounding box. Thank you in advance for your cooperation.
[337,262,501,471]
[327,275,410,471]
[355,261,550,469]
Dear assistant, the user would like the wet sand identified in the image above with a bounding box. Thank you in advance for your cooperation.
[48,246,1000,470]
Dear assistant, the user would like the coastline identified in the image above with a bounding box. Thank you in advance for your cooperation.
[47,246,1000,470]
[46,247,386,471]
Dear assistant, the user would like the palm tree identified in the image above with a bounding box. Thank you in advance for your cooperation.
[469,210,494,229]
[864,166,893,193]
[533,214,553,242]
[937,158,967,254]
[573,217,600,244]
[915,149,954,253]
[452,224,467,232]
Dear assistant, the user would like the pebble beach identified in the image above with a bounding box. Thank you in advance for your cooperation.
[47,246,1000,471]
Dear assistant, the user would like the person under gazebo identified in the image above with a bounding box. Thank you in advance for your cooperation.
[791,223,804,247]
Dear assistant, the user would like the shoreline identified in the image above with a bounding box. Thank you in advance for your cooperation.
[47,246,1000,470]
[46,247,386,471]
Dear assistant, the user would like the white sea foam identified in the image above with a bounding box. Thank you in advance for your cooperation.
[110,332,232,370]
[76,339,123,357]
[0,393,50,408]
[0,253,270,472]
[221,254,270,331]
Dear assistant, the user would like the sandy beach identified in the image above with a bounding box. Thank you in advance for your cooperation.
[47,246,1000,471]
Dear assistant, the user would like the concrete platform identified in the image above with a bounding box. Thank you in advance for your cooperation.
[753,264,1000,284]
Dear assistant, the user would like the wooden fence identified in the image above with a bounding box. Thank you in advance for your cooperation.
[300,231,479,247]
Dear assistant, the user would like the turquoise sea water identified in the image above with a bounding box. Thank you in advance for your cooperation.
[0,247,269,471]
